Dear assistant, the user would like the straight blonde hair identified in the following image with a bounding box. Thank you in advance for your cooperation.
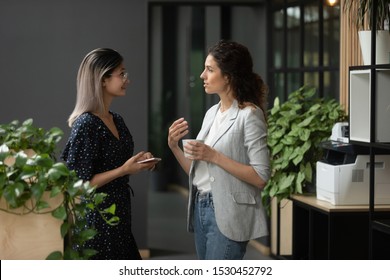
[67,48,123,127]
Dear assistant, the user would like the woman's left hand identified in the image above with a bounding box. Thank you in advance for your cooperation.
[184,141,218,163]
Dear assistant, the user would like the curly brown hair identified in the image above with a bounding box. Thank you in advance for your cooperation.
[207,40,268,118]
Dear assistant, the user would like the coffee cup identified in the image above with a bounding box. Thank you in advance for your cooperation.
[182,139,204,158]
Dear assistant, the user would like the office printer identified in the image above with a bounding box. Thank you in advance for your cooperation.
[316,141,390,205]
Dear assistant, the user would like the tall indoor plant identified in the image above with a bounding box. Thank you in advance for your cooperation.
[343,0,390,64]
[262,86,346,257]
[0,119,118,259]
[262,85,347,206]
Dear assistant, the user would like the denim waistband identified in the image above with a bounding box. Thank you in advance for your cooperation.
[196,190,212,200]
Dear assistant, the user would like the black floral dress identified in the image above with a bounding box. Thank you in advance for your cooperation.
[61,111,141,260]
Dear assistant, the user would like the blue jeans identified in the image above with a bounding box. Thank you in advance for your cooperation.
[193,191,248,260]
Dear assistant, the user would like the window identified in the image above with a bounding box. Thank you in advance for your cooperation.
[268,0,340,102]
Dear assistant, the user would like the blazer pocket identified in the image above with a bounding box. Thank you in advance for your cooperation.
[232,192,256,205]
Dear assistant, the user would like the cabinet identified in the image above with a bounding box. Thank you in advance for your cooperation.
[291,195,390,259]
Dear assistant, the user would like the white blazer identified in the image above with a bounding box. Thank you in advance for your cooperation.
[187,100,271,241]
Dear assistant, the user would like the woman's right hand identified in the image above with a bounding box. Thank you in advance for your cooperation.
[168,117,189,149]
[121,151,155,175]
[90,151,154,188]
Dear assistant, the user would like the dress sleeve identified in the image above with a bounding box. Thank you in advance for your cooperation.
[61,116,99,181]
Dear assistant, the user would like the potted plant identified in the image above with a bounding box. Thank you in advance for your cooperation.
[263,85,347,204]
[262,86,346,257]
[0,119,118,259]
[343,0,390,65]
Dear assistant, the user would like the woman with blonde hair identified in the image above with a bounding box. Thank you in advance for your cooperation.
[62,48,157,259]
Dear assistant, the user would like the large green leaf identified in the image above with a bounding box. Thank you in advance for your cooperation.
[272,143,284,156]
[79,228,97,242]
[281,136,296,145]
[278,174,295,192]
[3,182,25,207]
[52,205,67,220]
[272,128,286,140]
[47,168,62,181]
[297,115,316,127]
[298,128,311,141]
[14,151,28,167]
[292,154,304,166]
[36,200,50,211]
[31,181,46,200]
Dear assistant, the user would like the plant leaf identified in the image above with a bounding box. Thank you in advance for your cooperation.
[297,115,316,127]
[305,162,313,183]
[104,204,116,215]
[278,173,295,192]
[46,251,63,260]
[52,205,67,220]
[60,221,70,238]
[36,200,50,211]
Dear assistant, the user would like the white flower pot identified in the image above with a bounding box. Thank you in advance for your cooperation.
[358,30,390,65]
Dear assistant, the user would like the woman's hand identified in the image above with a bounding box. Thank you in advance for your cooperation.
[183,141,218,163]
[121,151,157,174]
[136,151,159,171]
[168,118,189,149]
[89,151,157,189]
[167,118,192,175]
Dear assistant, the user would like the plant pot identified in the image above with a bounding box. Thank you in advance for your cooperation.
[358,30,390,65]
[0,193,63,259]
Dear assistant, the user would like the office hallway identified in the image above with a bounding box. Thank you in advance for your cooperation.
[147,186,274,260]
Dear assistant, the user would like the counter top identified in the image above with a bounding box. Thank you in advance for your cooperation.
[290,194,390,213]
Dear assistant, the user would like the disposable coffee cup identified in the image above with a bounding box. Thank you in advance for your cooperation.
[182,139,204,158]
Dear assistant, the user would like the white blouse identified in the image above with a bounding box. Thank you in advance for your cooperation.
[193,107,230,193]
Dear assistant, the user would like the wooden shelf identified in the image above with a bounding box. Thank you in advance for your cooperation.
[291,194,390,213]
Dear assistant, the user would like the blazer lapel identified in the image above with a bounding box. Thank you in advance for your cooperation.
[209,100,239,147]
[197,105,217,140]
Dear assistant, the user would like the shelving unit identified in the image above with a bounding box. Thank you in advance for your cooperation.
[348,0,390,260]
[349,67,390,260]
[290,195,390,259]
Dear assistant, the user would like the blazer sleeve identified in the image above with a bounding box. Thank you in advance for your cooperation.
[244,107,271,182]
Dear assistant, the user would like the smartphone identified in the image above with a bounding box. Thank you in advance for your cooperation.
[137,157,162,164]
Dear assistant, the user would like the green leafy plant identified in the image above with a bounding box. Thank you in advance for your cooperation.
[262,86,347,208]
[343,0,390,31]
[0,119,119,259]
